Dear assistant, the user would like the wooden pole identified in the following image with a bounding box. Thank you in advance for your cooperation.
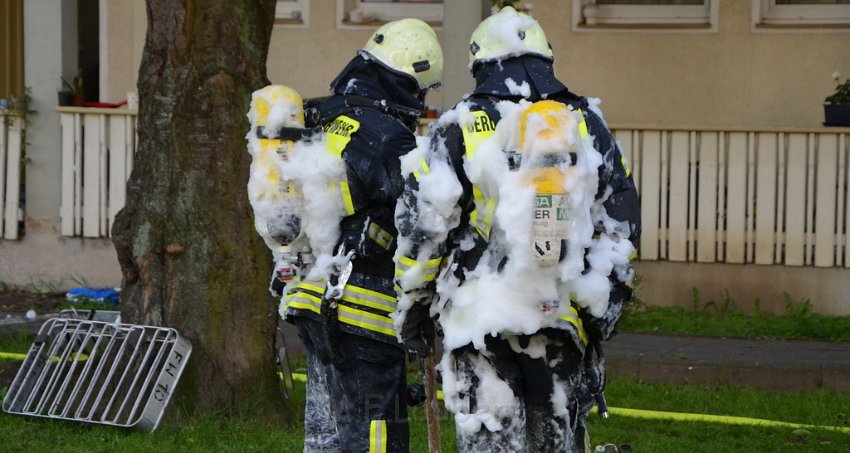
[422,354,442,453]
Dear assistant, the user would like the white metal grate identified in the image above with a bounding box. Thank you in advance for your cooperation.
[2,318,191,431]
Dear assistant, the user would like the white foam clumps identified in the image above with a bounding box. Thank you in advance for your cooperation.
[246,87,349,283]
[393,135,465,321]
[406,99,635,353]
[404,98,635,436]
[505,78,531,98]
[439,352,521,434]
[278,140,350,281]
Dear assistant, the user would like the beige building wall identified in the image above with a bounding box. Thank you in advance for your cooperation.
[636,261,850,316]
[90,1,850,314]
[538,0,850,128]
[106,1,850,127]
[266,1,448,106]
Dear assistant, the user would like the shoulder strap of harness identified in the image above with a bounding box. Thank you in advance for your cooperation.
[466,95,502,124]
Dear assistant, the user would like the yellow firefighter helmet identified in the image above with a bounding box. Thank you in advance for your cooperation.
[468,6,553,71]
[360,18,444,90]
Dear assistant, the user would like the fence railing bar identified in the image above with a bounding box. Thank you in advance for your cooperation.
[0,119,8,236]
[805,134,817,266]
[687,131,698,261]
[661,131,669,260]
[73,113,83,236]
[746,132,756,263]
[840,134,849,268]
[775,133,786,265]
[99,115,108,237]
[3,116,23,240]
[717,131,727,262]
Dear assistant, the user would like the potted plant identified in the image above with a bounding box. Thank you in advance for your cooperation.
[824,71,850,127]
[59,70,85,107]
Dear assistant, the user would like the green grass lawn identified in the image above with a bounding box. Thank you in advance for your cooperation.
[619,305,850,342]
[3,295,850,451]
[1,368,849,452]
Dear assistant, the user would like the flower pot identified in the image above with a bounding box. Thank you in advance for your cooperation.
[73,94,86,107]
[824,104,850,127]
[58,91,74,106]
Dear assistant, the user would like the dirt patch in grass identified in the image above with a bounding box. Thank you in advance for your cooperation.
[0,360,21,388]
[0,292,65,314]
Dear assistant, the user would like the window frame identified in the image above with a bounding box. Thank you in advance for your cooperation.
[275,0,309,27]
[337,0,443,28]
[752,0,850,28]
[571,0,718,32]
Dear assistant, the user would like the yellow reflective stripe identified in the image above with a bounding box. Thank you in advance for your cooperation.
[339,181,355,216]
[285,292,322,315]
[470,186,494,240]
[345,284,396,303]
[322,115,359,216]
[325,115,360,157]
[398,255,441,269]
[560,304,588,345]
[393,268,437,283]
[621,155,632,178]
[460,110,496,160]
[294,280,325,294]
[412,158,431,180]
[367,222,394,250]
[341,289,396,313]
[299,280,395,306]
[337,304,396,336]
[577,108,589,139]
[395,255,441,282]
[292,278,397,318]
[369,420,387,453]
[465,113,496,240]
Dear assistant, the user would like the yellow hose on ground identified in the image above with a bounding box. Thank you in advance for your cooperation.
[290,371,850,433]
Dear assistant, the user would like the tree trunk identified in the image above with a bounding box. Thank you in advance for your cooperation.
[112,0,285,415]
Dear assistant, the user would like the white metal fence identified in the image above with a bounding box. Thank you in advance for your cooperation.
[53,112,850,269]
[58,107,137,238]
[0,112,23,240]
[614,126,850,268]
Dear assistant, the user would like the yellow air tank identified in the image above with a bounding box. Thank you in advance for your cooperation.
[518,100,580,267]
[247,85,306,251]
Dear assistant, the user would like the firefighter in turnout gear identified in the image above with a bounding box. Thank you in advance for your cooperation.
[268,19,443,453]
[393,7,640,452]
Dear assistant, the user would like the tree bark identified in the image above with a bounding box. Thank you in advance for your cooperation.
[112,0,286,415]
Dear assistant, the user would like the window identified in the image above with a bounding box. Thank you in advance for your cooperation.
[337,0,443,27]
[572,0,717,31]
[753,0,850,28]
[276,0,309,26]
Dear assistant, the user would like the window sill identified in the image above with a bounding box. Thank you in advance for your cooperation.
[576,22,712,30]
[754,22,850,30]
[339,18,441,28]
[274,18,305,26]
